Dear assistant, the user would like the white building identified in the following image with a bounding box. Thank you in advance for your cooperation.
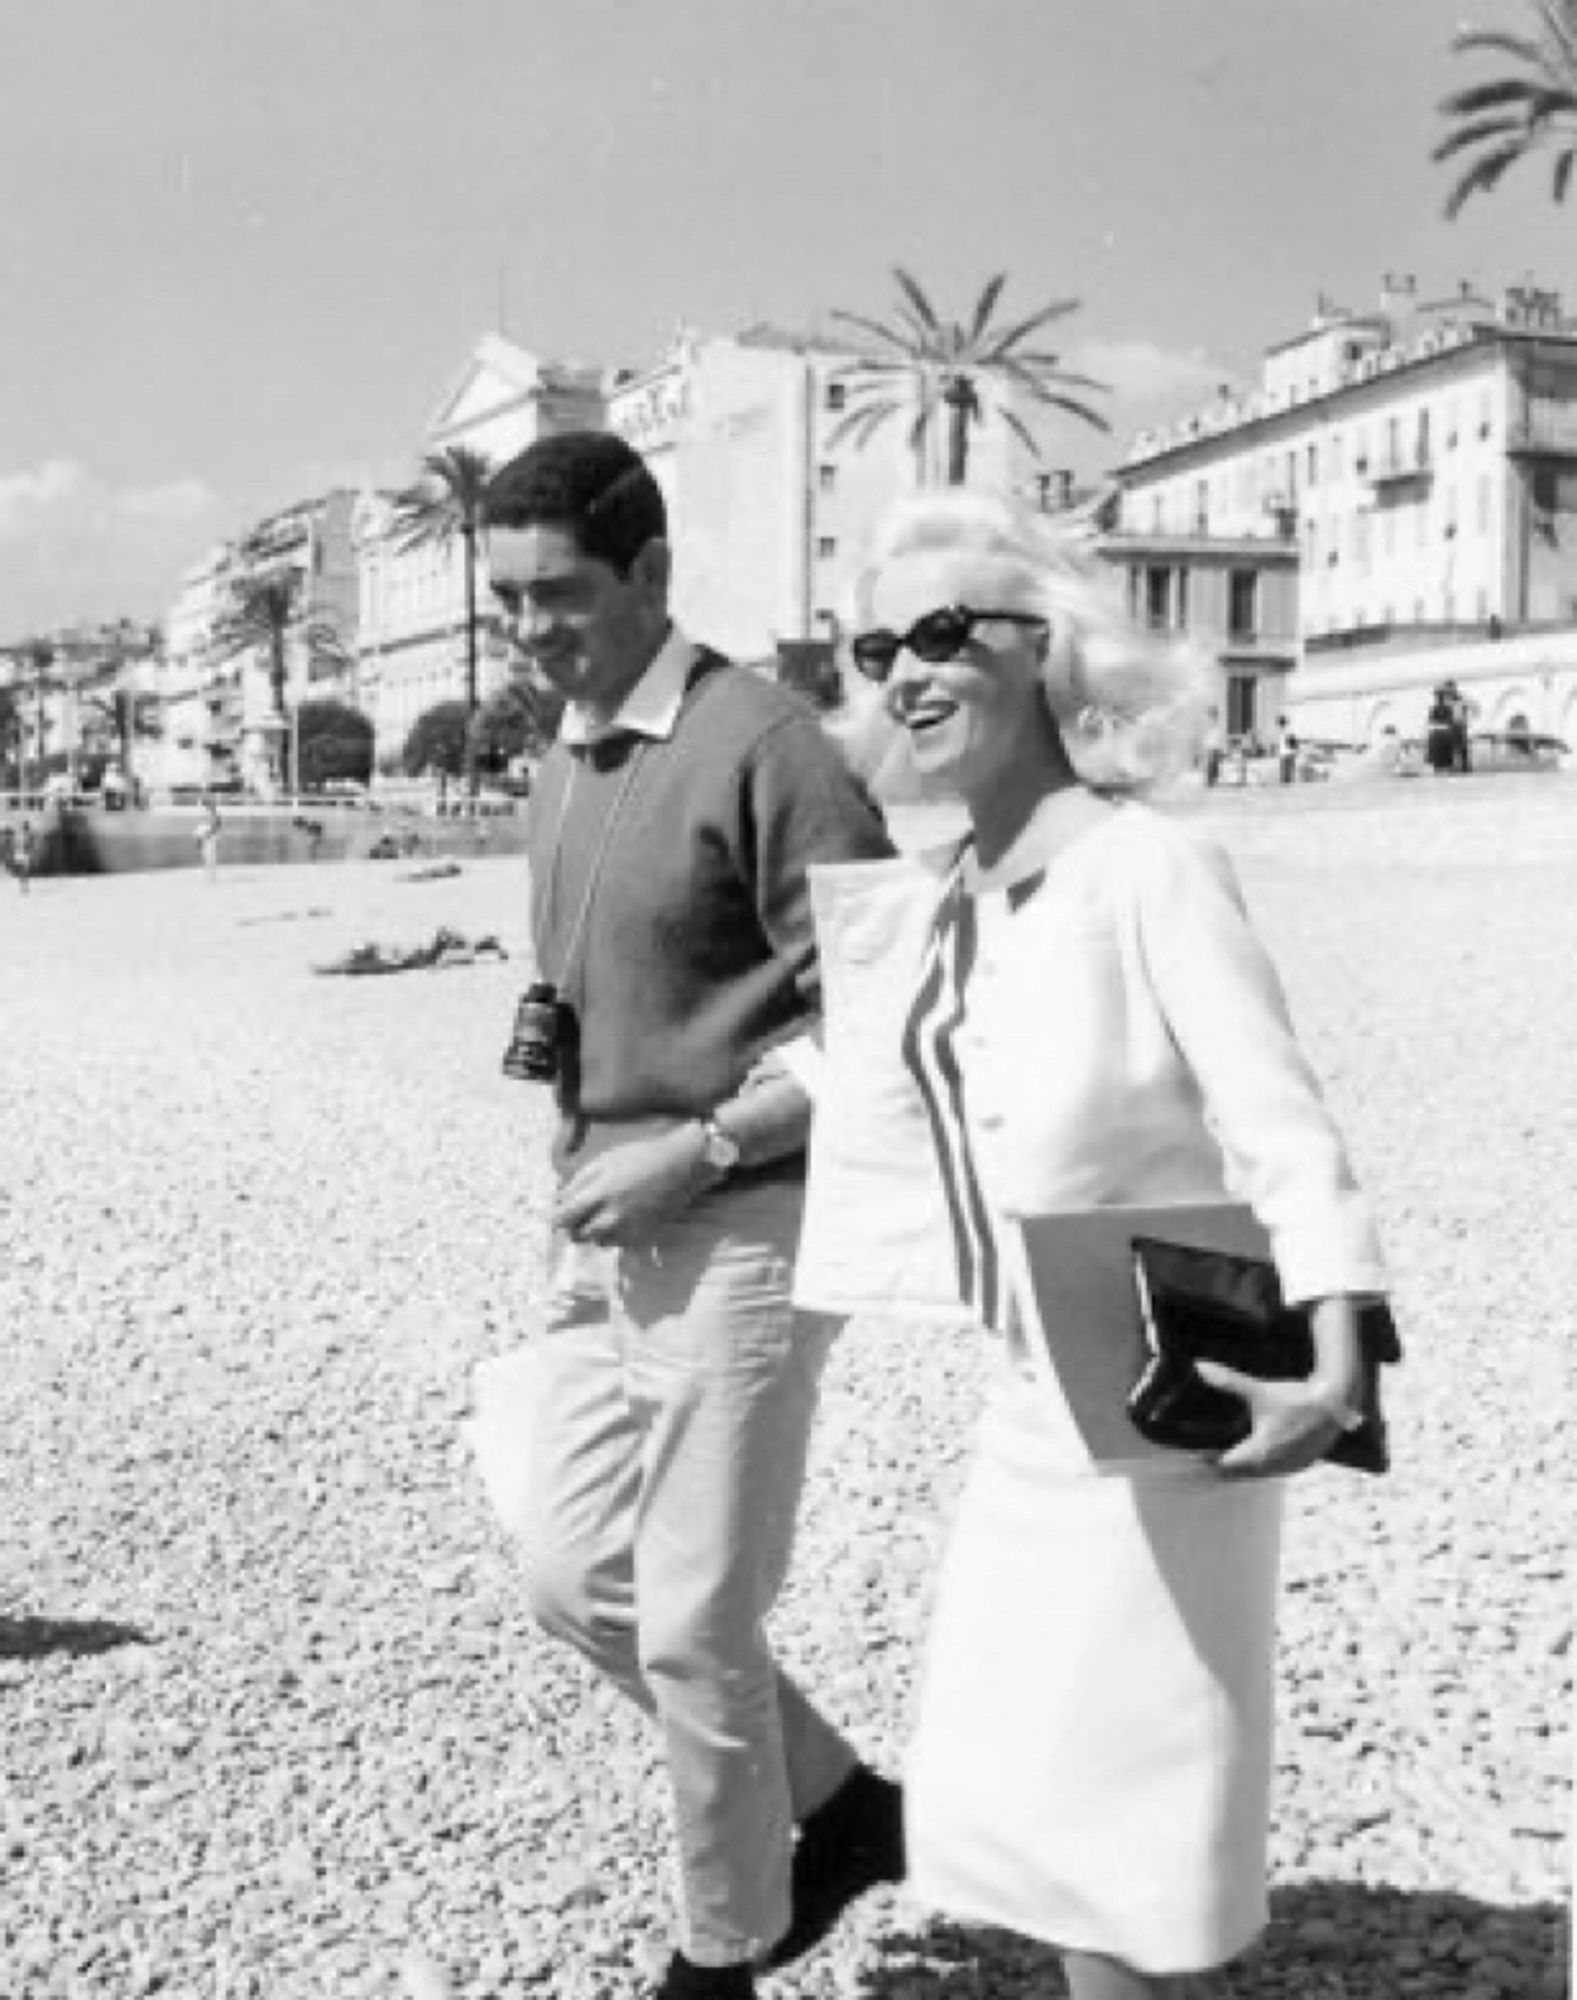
[607,322,1038,668]
[1110,277,1577,746]
[356,340,605,767]
[160,491,362,793]
[355,320,1051,760]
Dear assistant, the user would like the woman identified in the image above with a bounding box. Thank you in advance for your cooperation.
[791,492,1389,1999]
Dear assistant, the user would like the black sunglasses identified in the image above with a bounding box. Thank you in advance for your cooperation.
[849,604,1049,683]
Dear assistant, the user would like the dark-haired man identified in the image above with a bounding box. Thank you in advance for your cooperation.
[475,431,900,2000]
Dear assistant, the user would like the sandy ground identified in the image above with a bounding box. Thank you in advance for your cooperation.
[0,774,1571,1999]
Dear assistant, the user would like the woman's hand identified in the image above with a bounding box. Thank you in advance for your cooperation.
[1196,1361,1356,1480]
[1201,1294,1367,1482]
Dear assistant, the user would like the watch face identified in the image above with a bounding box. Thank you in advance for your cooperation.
[704,1122,740,1169]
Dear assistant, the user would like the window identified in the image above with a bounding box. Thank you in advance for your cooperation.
[1226,672,1257,738]
[1175,568,1190,628]
[1144,567,1172,628]
[1193,480,1209,533]
[824,383,846,412]
[818,463,836,492]
[816,536,836,559]
[1306,444,1319,486]
[1417,407,1431,467]
[1329,434,1343,481]
[1228,569,1258,640]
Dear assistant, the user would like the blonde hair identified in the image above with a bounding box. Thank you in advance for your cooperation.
[833,487,1210,797]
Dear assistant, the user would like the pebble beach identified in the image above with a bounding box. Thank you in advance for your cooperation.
[1,775,1571,2000]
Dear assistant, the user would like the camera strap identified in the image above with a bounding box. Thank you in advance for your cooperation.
[540,737,654,1003]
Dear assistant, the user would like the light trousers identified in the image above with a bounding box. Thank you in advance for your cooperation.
[497,1176,855,1966]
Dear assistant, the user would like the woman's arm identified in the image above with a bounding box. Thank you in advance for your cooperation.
[1132,824,1387,1478]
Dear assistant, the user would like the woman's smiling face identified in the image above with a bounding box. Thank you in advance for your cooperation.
[869,549,1050,799]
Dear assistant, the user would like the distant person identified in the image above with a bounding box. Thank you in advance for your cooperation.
[1425,689,1456,775]
[1201,707,1224,788]
[1443,681,1474,774]
[12,818,35,895]
[195,797,223,882]
[1276,715,1299,785]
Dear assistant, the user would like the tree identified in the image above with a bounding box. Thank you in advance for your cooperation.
[827,268,1110,486]
[472,675,565,776]
[387,445,496,794]
[403,699,472,782]
[210,569,350,788]
[82,687,163,782]
[295,699,375,789]
[1435,0,1577,216]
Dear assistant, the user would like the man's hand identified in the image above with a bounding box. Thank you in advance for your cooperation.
[1197,1360,1354,1481]
[553,1126,712,1249]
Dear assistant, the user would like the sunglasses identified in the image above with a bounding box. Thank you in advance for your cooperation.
[849,604,1049,683]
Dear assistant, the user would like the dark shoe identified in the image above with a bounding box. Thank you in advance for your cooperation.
[765,1764,905,1970]
[651,1951,756,2000]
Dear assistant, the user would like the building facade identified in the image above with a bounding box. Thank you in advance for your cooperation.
[356,340,606,767]
[158,490,362,793]
[355,321,1047,762]
[1107,277,1577,747]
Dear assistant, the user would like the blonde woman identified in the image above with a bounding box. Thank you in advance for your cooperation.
[789,491,1389,1999]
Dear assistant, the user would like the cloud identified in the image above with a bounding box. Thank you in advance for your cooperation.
[0,460,226,631]
[1068,338,1234,409]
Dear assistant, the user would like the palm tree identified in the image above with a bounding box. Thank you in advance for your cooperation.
[211,570,350,791]
[387,445,495,793]
[1435,0,1577,216]
[827,269,1110,486]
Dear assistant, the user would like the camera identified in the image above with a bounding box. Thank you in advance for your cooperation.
[503,982,568,1084]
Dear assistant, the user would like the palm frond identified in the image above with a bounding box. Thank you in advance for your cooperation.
[996,407,1046,462]
[980,299,1083,361]
[1444,136,1534,216]
[892,267,944,337]
[967,275,1009,347]
[1033,394,1112,435]
[1442,77,1562,116]
[996,356,1110,407]
[1433,113,1537,162]
[1451,29,1551,67]
[825,400,906,453]
[1554,143,1576,196]
[827,308,929,357]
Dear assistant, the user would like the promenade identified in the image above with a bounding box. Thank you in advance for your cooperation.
[1,778,1571,2000]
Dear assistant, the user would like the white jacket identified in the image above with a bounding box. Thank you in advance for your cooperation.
[790,797,1387,1320]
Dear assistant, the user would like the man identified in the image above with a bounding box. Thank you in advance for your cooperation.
[1443,679,1475,774]
[477,432,900,2000]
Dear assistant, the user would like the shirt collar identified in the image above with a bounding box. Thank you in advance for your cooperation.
[560,625,695,748]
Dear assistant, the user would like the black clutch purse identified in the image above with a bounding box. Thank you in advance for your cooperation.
[1126,1236,1401,1475]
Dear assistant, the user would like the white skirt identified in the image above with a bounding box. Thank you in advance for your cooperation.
[907,1345,1285,1975]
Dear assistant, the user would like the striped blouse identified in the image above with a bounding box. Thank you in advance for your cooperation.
[901,867,1015,1335]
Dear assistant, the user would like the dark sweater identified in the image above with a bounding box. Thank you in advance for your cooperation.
[526,651,892,1148]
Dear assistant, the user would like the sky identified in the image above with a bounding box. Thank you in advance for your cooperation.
[1,0,1572,634]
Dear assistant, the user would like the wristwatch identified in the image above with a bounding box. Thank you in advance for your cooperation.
[698,1115,742,1176]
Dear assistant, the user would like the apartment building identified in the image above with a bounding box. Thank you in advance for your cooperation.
[160,490,362,791]
[356,340,605,766]
[1108,277,1577,747]
[356,321,1045,763]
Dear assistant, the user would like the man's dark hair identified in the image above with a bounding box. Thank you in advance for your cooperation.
[483,431,666,578]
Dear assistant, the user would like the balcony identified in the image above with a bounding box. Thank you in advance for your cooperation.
[1368,450,1433,493]
[1507,417,1577,462]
